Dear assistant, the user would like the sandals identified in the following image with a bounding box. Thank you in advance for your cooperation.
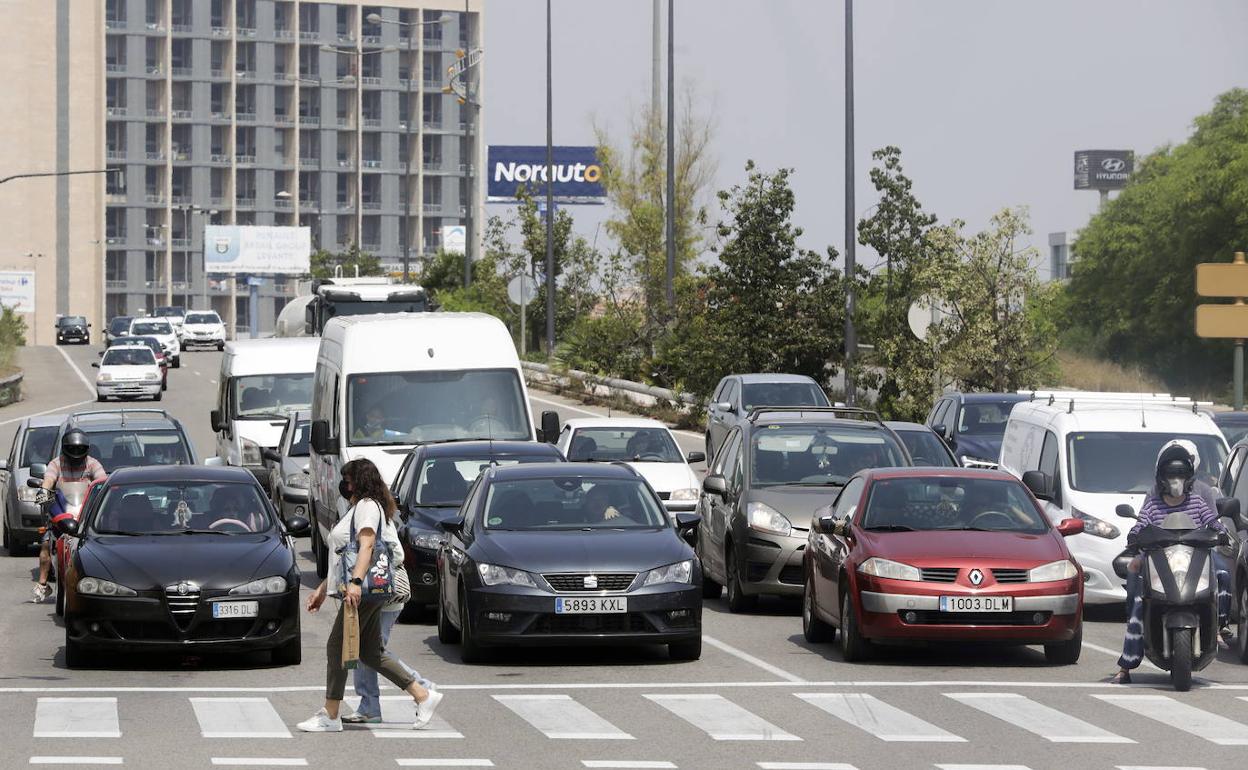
[1109,670,1132,684]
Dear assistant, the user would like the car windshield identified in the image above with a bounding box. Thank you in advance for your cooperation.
[411,455,554,507]
[1067,431,1228,494]
[483,477,668,530]
[21,426,58,468]
[59,316,86,326]
[108,317,132,334]
[288,421,310,457]
[566,427,682,463]
[131,321,171,336]
[741,382,829,411]
[102,348,156,366]
[897,430,957,467]
[348,369,531,446]
[752,425,908,487]
[185,313,220,324]
[154,306,184,318]
[861,477,1048,533]
[90,481,273,535]
[232,374,313,418]
[957,400,1019,436]
[324,299,429,318]
[1220,424,1248,448]
[82,430,191,472]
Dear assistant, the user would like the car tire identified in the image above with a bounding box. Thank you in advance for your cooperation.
[2,524,10,554]
[1043,624,1081,665]
[217,342,225,351]
[153,391,162,402]
[701,574,722,600]
[839,591,871,662]
[397,597,426,624]
[172,356,181,369]
[437,591,461,644]
[312,523,328,580]
[96,392,106,402]
[55,577,64,618]
[1170,627,1193,692]
[669,637,702,661]
[725,548,756,613]
[271,636,302,666]
[458,584,486,663]
[802,577,834,643]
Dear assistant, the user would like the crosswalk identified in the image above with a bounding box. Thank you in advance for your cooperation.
[18,688,1248,767]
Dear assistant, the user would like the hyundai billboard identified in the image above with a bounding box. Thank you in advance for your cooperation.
[1074,150,1134,190]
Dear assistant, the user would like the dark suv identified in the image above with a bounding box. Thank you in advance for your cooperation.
[53,409,198,473]
[925,392,1028,469]
[696,407,911,612]
[55,316,90,345]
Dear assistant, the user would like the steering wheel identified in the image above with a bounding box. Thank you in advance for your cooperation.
[968,510,1014,529]
[467,415,504,434]
[633,452,666,462]
[209,518,251,533]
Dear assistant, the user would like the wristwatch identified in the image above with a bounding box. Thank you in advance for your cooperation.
[349,577,363,587]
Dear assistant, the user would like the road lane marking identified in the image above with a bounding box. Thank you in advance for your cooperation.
[644,693,800,741]
[702,636,805,683]
[796,692,964,742]
[54,346,96,396]
[1115,767,1207,770]
[493,694,632,740]
[936,766,1033,770]
[1099,693,1248,744]
[191,697,291,738]
[29,759,124,766]
[211,761,308,768]
[946,693,1132,743]
[756,764,857,770]
[582,763,677,769]
[395,761,494,767]
[0,399,93,427]
[1082,641,1162,671]
[33,697,121,738]
[363,696,461,738]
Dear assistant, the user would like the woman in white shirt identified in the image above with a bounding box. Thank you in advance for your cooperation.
[297,459,444,732]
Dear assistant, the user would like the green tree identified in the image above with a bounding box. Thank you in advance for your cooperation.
[0,306,26,371]
[309,245,383,281]
[1065,88,1248,393]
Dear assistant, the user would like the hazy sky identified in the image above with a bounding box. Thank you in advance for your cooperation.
[483,0,1248,278]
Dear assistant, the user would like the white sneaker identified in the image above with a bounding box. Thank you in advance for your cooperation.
[30,583,52,603]
[413,689,444,729]
[296,708,343,733]
[340,705,380,724]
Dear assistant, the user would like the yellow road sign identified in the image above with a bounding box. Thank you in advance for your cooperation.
[1196,303,1248,339]
[1197,262,1248,297]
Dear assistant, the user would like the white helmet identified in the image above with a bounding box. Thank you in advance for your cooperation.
[1173,439,1201,472]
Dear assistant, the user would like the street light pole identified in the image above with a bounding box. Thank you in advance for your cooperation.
[544,0,555,356]
[664,0,675,312]
[843,0,857,407]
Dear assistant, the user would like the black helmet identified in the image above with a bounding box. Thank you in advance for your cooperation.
[61,429,89,464]
[1156,443,1195,494]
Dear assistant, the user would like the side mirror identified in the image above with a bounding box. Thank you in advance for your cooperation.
[1112,552,1133,579]
[685,451,706,465]
[27,463,47,482]
[1021,470,1052,501]
[540,411,560,444]
[931,424,948,439]
[285,516,310,535]
[816,514,835,534]
[210,409,225,433]
[713,401,732,412]
[702,474,727,496]
[673,512,701,531]
[1056,518,1084,537]
[310,420,337,454]
[1115,503,1137,520]
[832,517,850,537]
[97,350,105,357]
[438,517,464,536]
[203,456,225,467]
[261,448,281,463]
[1217,496,1241,521]
[90,362,99,368]
[52,517,79,537]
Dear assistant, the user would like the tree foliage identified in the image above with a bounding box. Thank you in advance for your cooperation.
[309,246,383,281]
[1065,88,1248,393]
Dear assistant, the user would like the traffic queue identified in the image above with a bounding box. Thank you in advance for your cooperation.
[10,309,1248,697]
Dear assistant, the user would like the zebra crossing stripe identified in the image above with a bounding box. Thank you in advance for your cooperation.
[935,765,1034,770]
[946,693,1132,743]
[493,694,632,740]
[210,761,309,767]
[29,759,124,766]
[33,698,121,738]
[393,761,494,767]
[581,763,678,769]
[755,763,858,770]
[645,694,800,742]
[190,698,291,739]
[797,693,964,742]
[1098,694,1248,745]
[356,696,462,739]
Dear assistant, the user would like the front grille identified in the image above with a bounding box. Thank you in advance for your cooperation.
[900,610,1051,626]
[165,583,200,628]
[778,564,804,585]
[526,612,654,635]
[543,573,636,592]
[992,568,1030,584]
[920,567,960,583]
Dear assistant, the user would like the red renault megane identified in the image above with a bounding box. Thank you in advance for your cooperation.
[802,468,1085,663]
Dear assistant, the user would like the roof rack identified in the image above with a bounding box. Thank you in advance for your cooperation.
[746,405,884,425]
[1017,390,1213,415]
[67,408,174,427]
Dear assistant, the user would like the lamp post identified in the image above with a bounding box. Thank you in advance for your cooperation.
[544,0,554,355]
[366,12,451,283]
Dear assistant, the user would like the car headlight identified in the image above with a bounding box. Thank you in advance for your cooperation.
[747,501,792,537]
[1028,559,1079,582]
[960,456,998,469]
[669,488,699,502]
[144,372,158,381]
[642,560,693,587]
[409,529,448,551]
[1072,507,1120,539]
[18,486,41,503]
[477,563,538,588]
[228,576,288,596]
[97,373,112,383]
[77,577,138,597]
[284,473,309,489]
[858,557,921,581]
[240,438,262,466]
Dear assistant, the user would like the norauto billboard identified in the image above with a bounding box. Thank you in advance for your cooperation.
[1074,150,1134,190]
[487,145,605,204]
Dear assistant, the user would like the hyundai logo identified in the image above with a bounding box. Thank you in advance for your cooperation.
[583,575,598,589]
[968,569,984,586]
[1101,157,1126,172]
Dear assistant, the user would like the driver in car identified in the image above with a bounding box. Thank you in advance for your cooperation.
[207,487,265,532]
[353,406,387,441]
[586,485,628,523]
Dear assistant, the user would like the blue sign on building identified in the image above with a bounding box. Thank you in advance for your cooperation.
[487,145,605,204]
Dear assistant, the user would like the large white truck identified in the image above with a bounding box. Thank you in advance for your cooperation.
[274,277,432,337]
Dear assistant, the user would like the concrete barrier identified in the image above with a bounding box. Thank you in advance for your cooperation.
[521,361,698,412]
[0,371,24,407]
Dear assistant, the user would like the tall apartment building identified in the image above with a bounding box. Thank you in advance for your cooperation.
[0,0,483,342]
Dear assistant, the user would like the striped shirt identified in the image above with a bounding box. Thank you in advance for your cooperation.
[1129,492,1226,538]
[42,456,107,488]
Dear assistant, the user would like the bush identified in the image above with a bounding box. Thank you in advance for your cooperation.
[0,306,26,371]
[559,307,649,383]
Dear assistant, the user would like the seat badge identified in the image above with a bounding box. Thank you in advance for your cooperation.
[968,569,984,586]
[583,575,598,589]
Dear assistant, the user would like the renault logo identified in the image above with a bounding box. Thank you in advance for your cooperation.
[583,575,598,589]
[968,569,984,586]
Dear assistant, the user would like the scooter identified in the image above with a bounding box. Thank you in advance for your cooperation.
[1112,502,1233,691]
[28,476,93,617]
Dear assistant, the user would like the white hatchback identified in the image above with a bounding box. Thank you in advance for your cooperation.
[557,417,705,514]
[128,318,181,368]
[93,344,162,402]
[182,311,226,350]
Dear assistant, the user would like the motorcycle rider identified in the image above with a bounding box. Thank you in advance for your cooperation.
[31,430,106,603]
[1111,442,1230,683]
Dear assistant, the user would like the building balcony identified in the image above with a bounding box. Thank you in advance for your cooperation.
[275,199,293,210]
[209,196,226,206]
[422,37,443,49]
[423,160,443,172]
[235,154,256,165]
[236,70,257,81]
[106,62,126,74]
[337,33,356,44]
[145,110,167,120]
[144,194,164,205]
[360,241,380,252]
[362,34,382,45]
[171,237,190,248]
[276,29,296,40]
[106,106,128,117]
[363,118,381,129]
[172,109,192,120]
[236,197,256,209]
[170,195,191,205]
[237,112,257,123]
[144,281,167,291]
[145,65,163,77]
[210,68,227,80]
[299,115,321,127]
[170,24,192,34]
[299,29,319,41]
[361,159,383,170]
[275,115,295,126]
[209,110,230,123]
[423,120,442,130]
[335,117,353,129]
[360,76,383,88]
[211,26,231,38]
[106,193,128,205]
[209,153,231,165]
[145,22,165,34]
[336,159,354,169]
[422,203,441,213]
[145,151,165,161]
[337,201,353,212]
[237,27,257,38]
[105,18,127,31]
[106,150,126,161]
[105,231,126,242]
[299,157,319,169]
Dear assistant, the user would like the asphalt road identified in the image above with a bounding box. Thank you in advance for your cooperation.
[1,343,1247,769]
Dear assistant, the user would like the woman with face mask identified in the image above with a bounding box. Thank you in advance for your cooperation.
[1111,442,1230,683]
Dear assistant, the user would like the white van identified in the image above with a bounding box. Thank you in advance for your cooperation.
[999,391,1229,605]
[307,312,559,574]
[211,337,320,483]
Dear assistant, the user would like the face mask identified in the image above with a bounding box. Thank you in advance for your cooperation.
[1166,479,1185,498]
[338,479,352,499]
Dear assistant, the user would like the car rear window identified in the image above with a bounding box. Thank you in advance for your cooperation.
[82,430,191,472]
[132,321,172,336]
[751,425,907,487]
[185,313,220,324]
[742,382,829,411]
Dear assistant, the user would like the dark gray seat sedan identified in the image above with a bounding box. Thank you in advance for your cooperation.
[1,414,64,555]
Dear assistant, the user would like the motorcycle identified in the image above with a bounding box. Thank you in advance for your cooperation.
[1112,501,1235,691]
[27,477,93,616]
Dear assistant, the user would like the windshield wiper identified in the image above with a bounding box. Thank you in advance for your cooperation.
[239,411,290,421]
[864,524,916,532]
[789,481,846,487]
[94,529,139,536]
[148,529,234,536]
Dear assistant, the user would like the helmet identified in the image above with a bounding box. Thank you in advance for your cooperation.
[61,429,89,466]
[1156,441,1195,495]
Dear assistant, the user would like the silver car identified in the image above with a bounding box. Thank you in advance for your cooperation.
[705,373,831,462]
[0,414,65,555]
[262,410,311,528]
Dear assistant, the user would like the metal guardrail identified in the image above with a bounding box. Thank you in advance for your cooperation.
[520,361,698,409]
